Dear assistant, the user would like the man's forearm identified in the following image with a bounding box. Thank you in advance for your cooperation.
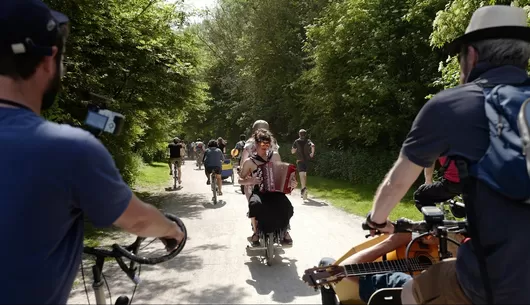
[124,203,175,238]
[341,233,412,264]
[371,154,423,223]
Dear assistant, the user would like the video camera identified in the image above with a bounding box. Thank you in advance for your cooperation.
[82,92,125,136]
[84,108,125,136]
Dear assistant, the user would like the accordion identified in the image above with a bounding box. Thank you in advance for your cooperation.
[259,161,297,194]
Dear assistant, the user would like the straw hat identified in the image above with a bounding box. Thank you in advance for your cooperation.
[447,5,530,55]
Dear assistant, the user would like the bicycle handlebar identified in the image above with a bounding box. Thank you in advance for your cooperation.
[361,218,467,235]
[84,213,187,271]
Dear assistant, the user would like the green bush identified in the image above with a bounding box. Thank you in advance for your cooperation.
[279,142,398,185]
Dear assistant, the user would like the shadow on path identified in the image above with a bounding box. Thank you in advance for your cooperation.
[303,198,329,207]
[245,256,319,303]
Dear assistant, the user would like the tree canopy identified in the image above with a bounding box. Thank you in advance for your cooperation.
[43,0,529,184]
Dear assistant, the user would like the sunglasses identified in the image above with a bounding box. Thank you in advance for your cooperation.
[258,140,271,146]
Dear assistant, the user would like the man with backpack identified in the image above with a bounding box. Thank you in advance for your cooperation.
[363,6,530,304]
[291,129,315,199]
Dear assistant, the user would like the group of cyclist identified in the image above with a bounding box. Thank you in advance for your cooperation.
[3,2,530,304]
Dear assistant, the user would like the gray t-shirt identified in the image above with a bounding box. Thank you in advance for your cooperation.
[292,138,314,161]
[401,63,530,304]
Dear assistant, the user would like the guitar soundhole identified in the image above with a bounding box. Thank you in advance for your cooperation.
[417,255,432,266]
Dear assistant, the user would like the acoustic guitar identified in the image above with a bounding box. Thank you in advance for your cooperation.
[302,234,450,305]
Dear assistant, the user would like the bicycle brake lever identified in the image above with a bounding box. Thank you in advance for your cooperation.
[115,257,141,285]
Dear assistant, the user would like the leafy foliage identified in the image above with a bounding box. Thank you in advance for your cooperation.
[43,0,208,184]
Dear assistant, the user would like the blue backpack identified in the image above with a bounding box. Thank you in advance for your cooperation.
[453,80,530,305]
[470,79,530,203]
[519,98,530,178]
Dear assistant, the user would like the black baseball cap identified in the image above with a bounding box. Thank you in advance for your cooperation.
[0,0,69,56]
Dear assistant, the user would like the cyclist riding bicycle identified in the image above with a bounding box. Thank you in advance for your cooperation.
[365,6,530,304]
[194,138,206,167]
[239,128,294,246]
[203,140,225,195]
[0,2,184,303]
[168,137,185,184]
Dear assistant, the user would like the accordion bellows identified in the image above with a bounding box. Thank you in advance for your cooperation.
[260,161,297,194]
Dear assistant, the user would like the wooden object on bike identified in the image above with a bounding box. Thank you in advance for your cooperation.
[260,161,297,194]
[302,235,440,305]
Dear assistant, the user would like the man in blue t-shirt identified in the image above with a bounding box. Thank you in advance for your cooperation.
[0,1,185,303]
[203,140,225,195]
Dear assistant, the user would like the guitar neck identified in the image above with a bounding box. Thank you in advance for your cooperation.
[343,258,431,277]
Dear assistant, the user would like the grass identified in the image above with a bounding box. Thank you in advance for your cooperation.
[307,176,422,221]
[135,161,170,188]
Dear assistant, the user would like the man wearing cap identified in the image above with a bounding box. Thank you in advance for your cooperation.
[363,5,530,304]
[291,129,315,200]
[0,1,184,303]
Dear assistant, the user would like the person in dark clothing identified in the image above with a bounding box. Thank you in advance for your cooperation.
[217,137,227,154]
[0,2,184,303]
[168,137,185,184]
[291,129,315,199]
[203,140,225,195]
[233,134,247,167]
[413,156,465,218]
[365,6,530,304]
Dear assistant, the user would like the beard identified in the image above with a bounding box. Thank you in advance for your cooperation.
[41,55,63,111]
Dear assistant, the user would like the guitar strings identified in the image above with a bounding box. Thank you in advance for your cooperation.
[343,258,431,275]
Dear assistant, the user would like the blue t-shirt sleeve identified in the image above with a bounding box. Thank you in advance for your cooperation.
[71,134,132,228]
[401,95,449,168]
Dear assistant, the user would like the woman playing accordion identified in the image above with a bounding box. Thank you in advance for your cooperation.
[238,128,296,246]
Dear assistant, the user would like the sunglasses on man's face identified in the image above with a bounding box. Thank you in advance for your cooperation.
[258,140,271,146]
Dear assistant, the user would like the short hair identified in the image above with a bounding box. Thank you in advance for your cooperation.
[240,134,246,141]
[208,139,218,148]
[0,24,69,80]
[460,38,530,69]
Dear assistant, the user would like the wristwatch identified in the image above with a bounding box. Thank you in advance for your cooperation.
[366,212,387,229]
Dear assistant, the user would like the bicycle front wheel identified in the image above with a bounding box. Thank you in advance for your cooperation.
[211,174,217,204]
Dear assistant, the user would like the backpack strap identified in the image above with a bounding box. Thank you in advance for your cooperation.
[451,156,495,304]
[474,77,530,88]
[438,157,452,177]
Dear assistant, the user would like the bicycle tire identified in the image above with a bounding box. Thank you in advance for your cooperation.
[211,173,217,204]
[265,233,274,266]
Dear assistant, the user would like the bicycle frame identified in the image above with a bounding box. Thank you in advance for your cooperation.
[91,257,107,304]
